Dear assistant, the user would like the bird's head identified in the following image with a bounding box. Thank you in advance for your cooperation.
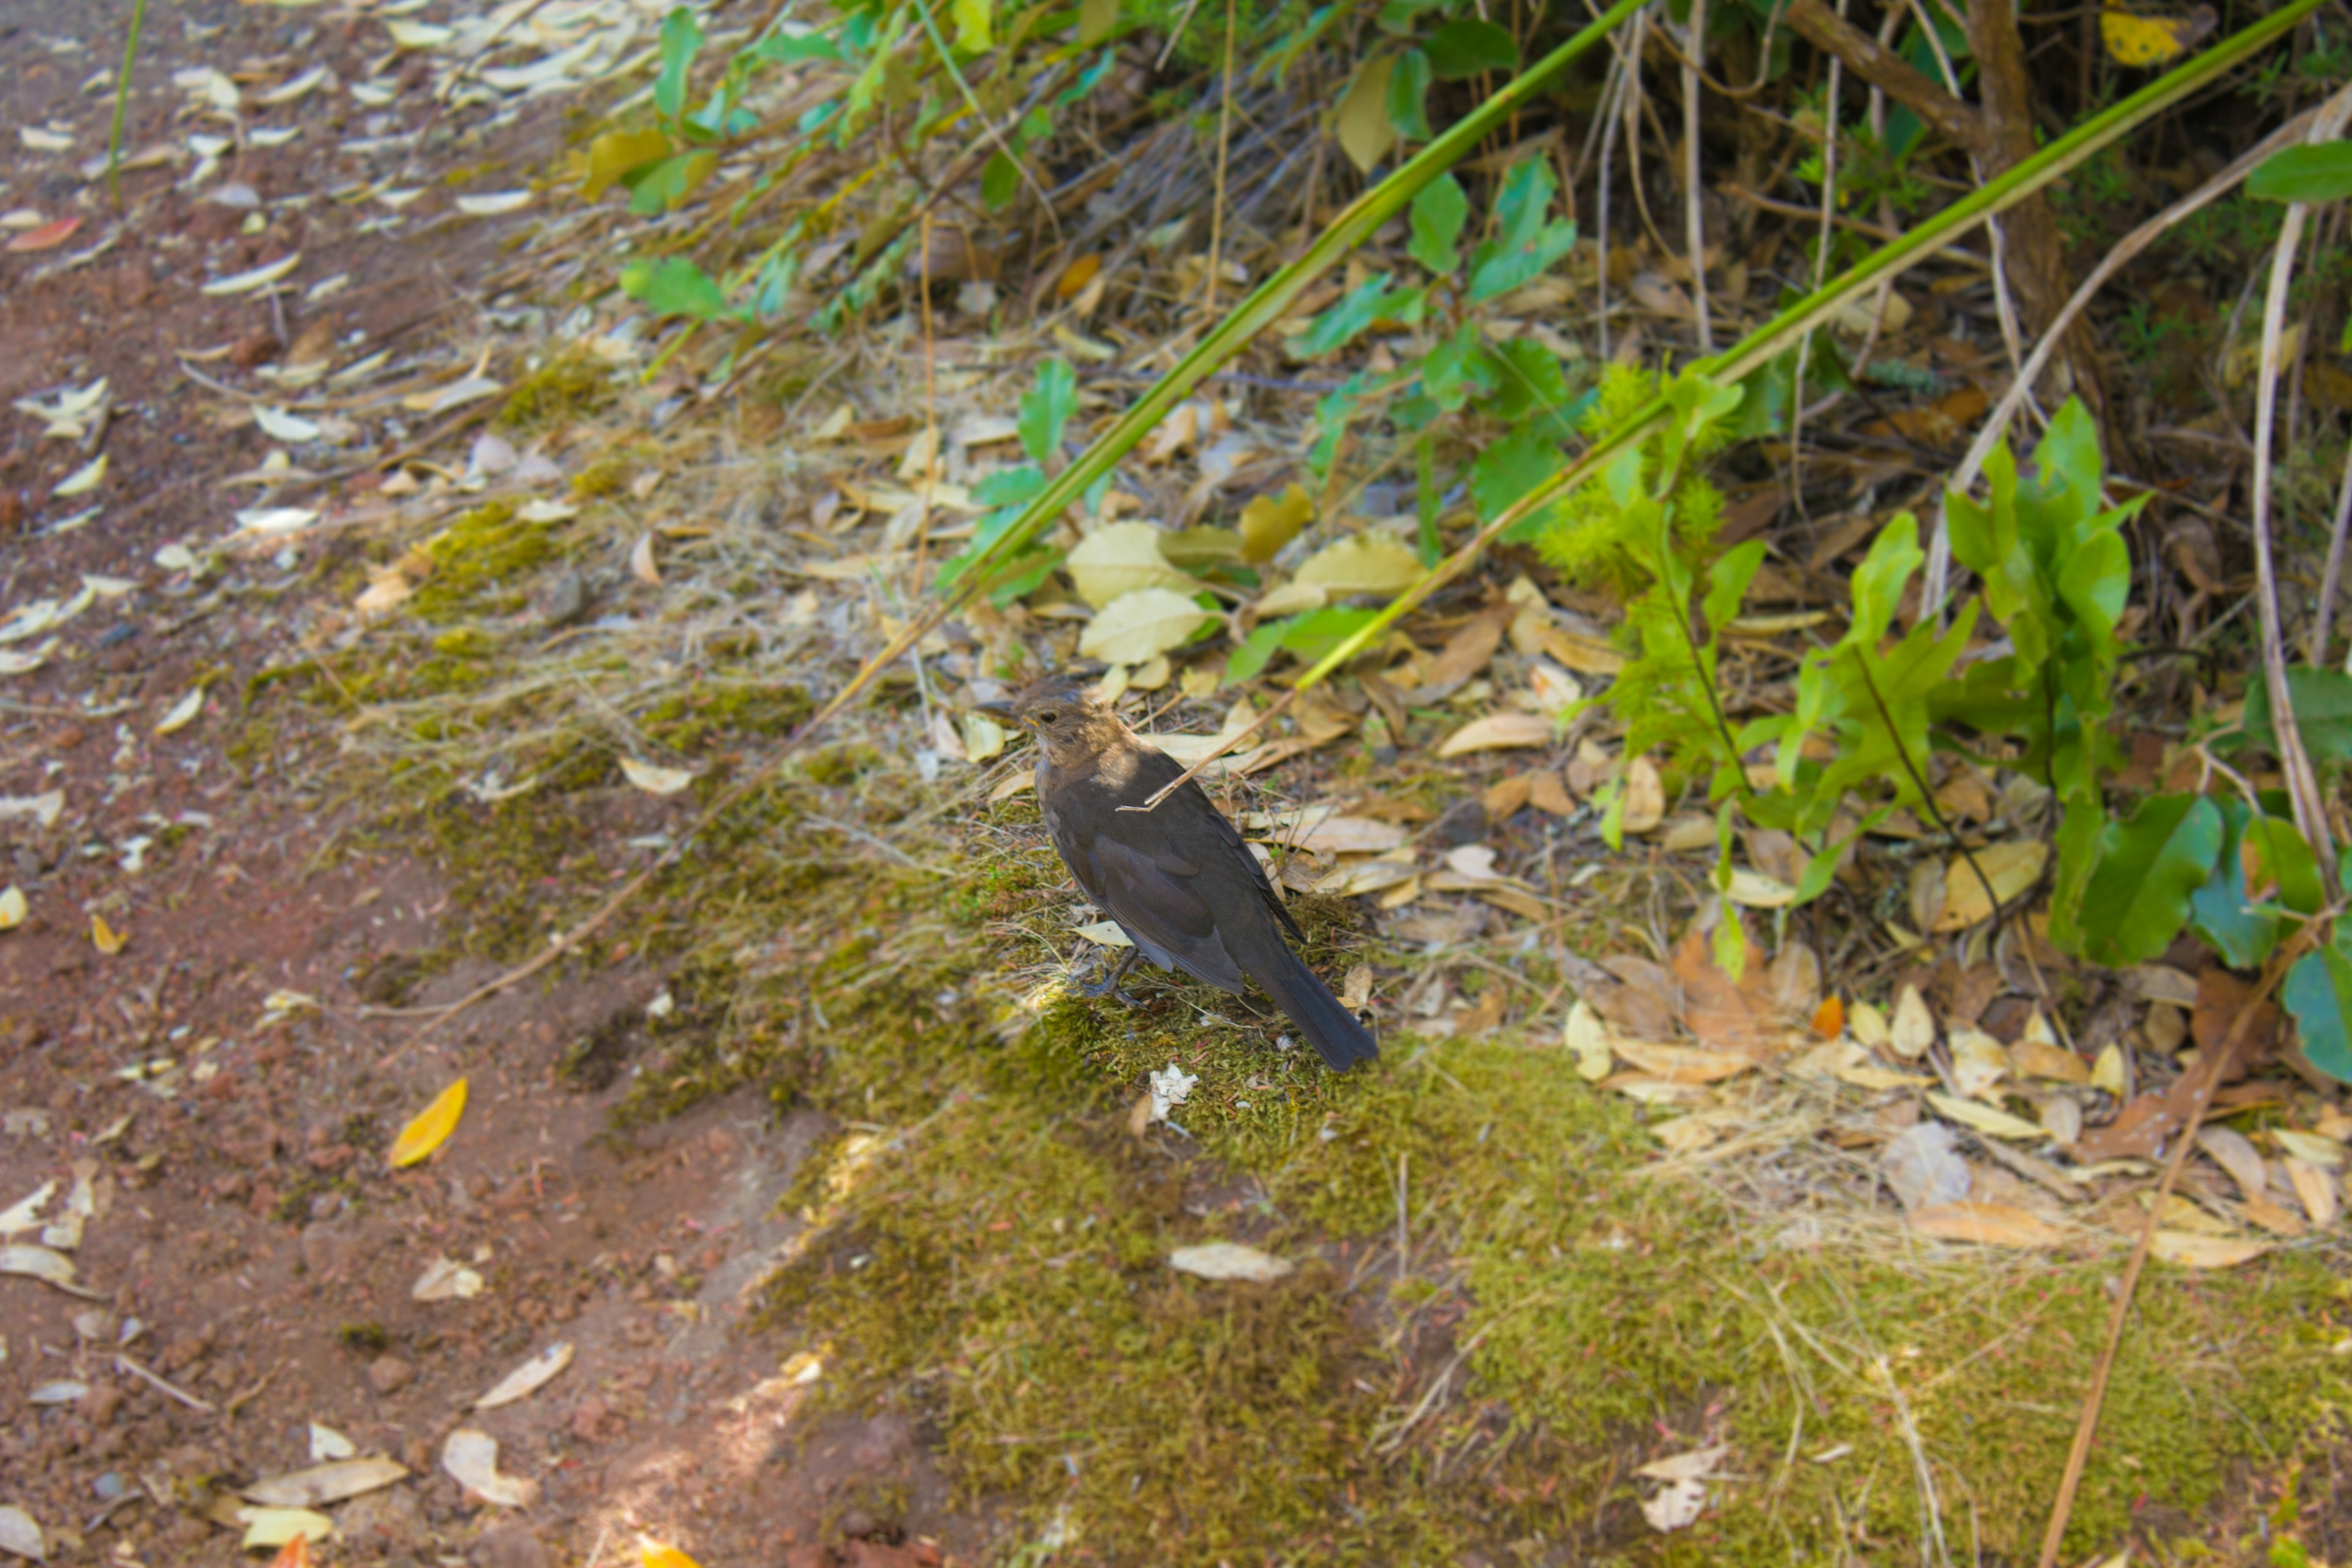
[985,676,1121,767]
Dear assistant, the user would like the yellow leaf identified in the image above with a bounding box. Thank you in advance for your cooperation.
[1564,1000,1613,1081]
[639,1537,704,1568]
[1065,522,1196,609]
[1076,587,1213,665]
[2275,1129,2345,1168]
[952,0,992,49]
[2149,1230,2269,1270]
[1239,484,1314,564]
[0,886,25,932]
[1291,532,1423,599]
[390,1078,469,1169]
[1335,56,1398,175]
[2098,0,2214,67]
[91,913,126,955]
[1931,840,2048,931]
[1926,1090,2045,1141]
[582,127,675,200]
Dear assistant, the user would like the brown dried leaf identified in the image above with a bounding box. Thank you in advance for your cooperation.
[1909,1202,2068,1249]
[1621,756,1665,834]
[1671,922,1776,1057]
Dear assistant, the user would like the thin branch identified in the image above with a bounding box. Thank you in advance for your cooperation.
[1849,647,2005,945]
[2034,922,2327,1567]
[1784,0,1987,151]
[2250,92,2352,901]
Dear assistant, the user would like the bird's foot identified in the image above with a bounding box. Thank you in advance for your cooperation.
[1077,948,1144,1005]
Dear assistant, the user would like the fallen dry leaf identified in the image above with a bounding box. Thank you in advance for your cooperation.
[619,757,695,795]
[1291,533,1421,598]
[1435,712,1554,756]
[441,1429,538,1509]
[1670,923,1779,1056]
[638,1538,704,1568]
[90,914,126,955]
[477,1343,573,1409]
[1882,1123,1969,1212]
[1564,1001,1613,1081]
[242,1457,409,1508]
[1926,1091,2045,1141]
[238,1509,331,1552]
[1931,841,2048,931]
[2196,1126,2267,1200]
[1910,1201,2069,1249]
[1168,1242,1294,1282]
[412,1255,485,1301]
[1620,756,1665,834]
[1888,985,1935,1059]
[1949,1030,2010,1101]
[1610,1039,1754,1084]
[1065,522,1197,608]
[389,1079,467,1169]
[0,1505,42,1563]
[2287,1159,2339,1227]
[1078,587,1213,665]
[2149,1231,2270,1270]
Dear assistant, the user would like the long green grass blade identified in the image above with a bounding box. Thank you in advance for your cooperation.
[1286,0,2324,695]
[106,0,152,207]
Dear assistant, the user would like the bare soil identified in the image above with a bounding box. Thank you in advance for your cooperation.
[0,5,992,1564]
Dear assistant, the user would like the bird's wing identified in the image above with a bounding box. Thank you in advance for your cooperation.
[1127,747,1305,942]
[1087,835,1246,992]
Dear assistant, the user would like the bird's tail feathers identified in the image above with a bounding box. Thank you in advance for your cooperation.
[1256,952,1378,1069]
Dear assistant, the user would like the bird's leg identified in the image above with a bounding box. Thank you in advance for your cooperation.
[1077,944,1144,1005]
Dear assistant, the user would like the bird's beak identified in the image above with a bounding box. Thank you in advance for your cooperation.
[974,698,1020,723]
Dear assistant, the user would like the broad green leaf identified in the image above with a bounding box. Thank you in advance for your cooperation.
[2283,940,2352,1083]
[2244,666,2352,763]
[1408,173,1468,275]
[1019,361,1078,462]
[980,151,1020,210]
[1480,337,1570,422]
[2248,143,2352,205]
[1704,541,1766,632]
[1849,513,1922,643]
[971,464,1047,508]
[2071,793,2222,967]
[1419,323,1493,411]
[622,151,720,214]
[654,7,704,121]
[1426,18,1518,77]
[1079,0,1118,44]
[1386,48,1432,140]
[2192,797,2280,969]
[748,26,843,62]
[2248,813,2325,913]
[1468,159,1577,301]
[1471,431,1564,535]
[620,257,734,320]
[1279,605,1381,662]
[1298,273,1405,358]
[1226,617,1290,682]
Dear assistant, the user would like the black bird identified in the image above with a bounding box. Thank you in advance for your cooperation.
[989,677,1378,1070]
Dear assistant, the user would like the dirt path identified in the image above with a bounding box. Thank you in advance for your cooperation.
[1,7,987,1565]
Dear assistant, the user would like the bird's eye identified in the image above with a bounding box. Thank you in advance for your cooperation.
[1034,709,1060,725]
